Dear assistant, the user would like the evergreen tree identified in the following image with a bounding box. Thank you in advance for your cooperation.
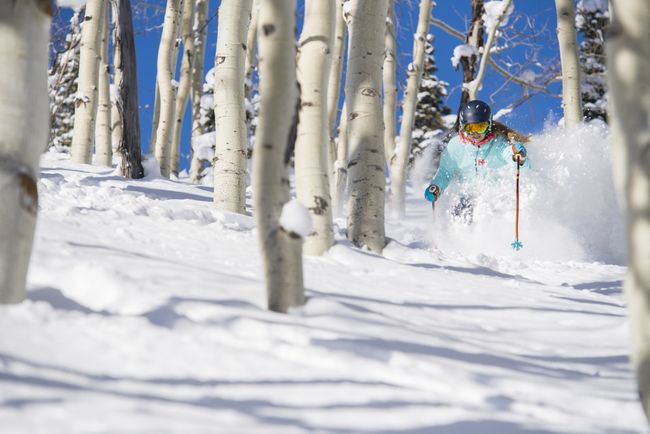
[48,10,82,149]
[576,0,608,123]
[410,34,451,165]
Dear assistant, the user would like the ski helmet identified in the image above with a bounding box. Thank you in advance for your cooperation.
[459,100,492,126]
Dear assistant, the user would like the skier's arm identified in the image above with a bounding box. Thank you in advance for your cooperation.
[425,148,457,200]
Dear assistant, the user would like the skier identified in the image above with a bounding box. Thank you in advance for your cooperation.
[424,100,529,221]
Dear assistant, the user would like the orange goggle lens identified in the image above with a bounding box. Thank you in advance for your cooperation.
[462,122,490,134]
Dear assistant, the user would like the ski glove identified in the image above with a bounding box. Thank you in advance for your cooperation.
[424,184,440,202]
[512,143,527,166]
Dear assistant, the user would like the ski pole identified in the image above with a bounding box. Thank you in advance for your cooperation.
[511,158,523,250]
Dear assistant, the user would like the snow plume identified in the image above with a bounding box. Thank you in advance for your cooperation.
[424,122,624,264]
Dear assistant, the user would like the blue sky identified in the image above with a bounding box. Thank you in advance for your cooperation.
[55,1,564,171]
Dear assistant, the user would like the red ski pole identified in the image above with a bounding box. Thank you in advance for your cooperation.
[511,157,523,250]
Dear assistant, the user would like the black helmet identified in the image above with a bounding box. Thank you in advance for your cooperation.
[459,100,492,126]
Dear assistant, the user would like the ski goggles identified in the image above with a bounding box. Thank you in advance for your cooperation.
[462,121,490,134]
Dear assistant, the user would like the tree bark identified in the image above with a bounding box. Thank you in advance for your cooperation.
[71,0,105,164]
[332,102,348,218]
[606,0,650,423]
[244,0,259,80]
[114,0,144,178]
[345,0,387,253]
[326,0,347,178]
[457,0,484,117]
[189,0,208,183]
[213,0,252,213]
[110,0,123,158]
[383,0,397,164]
[467,0,512,100]
[170,0,195,176]
[295,0,335,256]
[154,0,181,177]
[389,0,432,218]
[555,0,583,127]
[254,0,304,313]
[0,0,51,303]
[95,0,112,166]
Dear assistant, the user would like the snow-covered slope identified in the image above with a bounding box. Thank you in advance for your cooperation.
[0,141,646,433]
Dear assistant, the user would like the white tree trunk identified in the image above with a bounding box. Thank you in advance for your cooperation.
[0,0,51,303]
[382,0,397,163]
[332,102,348,218]
[607,0,650,421]
[244,0,259,80]
[189,0,208,183]
[71,0,105,164]
[110,0,123,157]
[254,0,304,313]
[388,0,432,218]
[555,0,583,127]
[154,0,181,177]
[95,0,112,166]
[213,0,252,213]
[149,84,160,155]
[295,0,335,256]
[467,0,512,100]
[345,0,387,253]
[170,0,195,177]
[326,0,346,178]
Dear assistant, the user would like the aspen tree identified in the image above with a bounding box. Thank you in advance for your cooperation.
[389,0,432,218]
[383,0,397,163]
[555,0,583,126]
[0,0,51,303]
[114,0,144,178]
[213,0,252,213]
[154,0,182,177]
[606,0,650,422]
[295,0,335,256]
[332,102,348,218]
[254,0,304,313]
[467,0,513,101]
[95,0,112,166]
[189,0,208,183]
[244,0,259,80]
[456,0,484,115]
[345,0,388,253]
[149,85,160,155]
[170,0,195,176]
[111,0,123,155]
[71,0,106,164]
[326,0,347,177]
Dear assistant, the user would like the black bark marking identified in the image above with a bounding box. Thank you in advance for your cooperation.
[349,112,359,121]
[216,55,226,65]
[35,0,54,16]
[19,174,38,216]
[361,88,377,97]
[285,83,301,165]
[262,24,275,36]
[310,196,329,215]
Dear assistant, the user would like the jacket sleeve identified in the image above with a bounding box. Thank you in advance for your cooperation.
[430,146,458,194]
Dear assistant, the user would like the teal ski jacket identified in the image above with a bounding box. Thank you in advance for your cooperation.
[426,132,528,199]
